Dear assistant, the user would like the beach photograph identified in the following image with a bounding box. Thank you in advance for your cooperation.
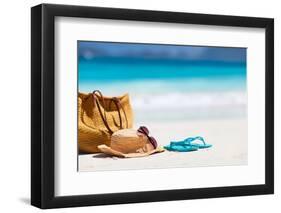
[77,41,247,172]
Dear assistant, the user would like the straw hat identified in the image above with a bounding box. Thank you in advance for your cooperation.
[97,126,165,158]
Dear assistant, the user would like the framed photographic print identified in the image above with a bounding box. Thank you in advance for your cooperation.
[31,3,274,209]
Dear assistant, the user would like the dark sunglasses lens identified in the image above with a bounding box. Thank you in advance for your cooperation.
[140,126,149,135]
[137,127,143,134]
[149,136,157,148]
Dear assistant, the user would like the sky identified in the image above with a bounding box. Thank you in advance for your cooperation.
[78,41,246,63]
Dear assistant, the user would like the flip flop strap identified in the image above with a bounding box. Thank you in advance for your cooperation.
[185,136,206,145]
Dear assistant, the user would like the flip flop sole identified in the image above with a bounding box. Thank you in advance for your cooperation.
[164,145,198,152]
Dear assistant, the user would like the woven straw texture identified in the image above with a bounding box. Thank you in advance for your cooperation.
[111,129,150,154]
[78,92,133,153]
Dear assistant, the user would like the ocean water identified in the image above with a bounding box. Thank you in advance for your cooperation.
[78,57,247,122]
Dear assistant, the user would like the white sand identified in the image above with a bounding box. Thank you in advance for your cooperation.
[79,118,247,172]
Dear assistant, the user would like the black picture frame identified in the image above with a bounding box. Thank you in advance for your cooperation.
[31,3,274,209]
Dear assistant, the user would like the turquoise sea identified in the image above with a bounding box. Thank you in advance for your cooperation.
[78,57,247,123]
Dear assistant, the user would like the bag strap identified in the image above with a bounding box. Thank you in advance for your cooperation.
[109,97,129,129]
[92,90,114,134]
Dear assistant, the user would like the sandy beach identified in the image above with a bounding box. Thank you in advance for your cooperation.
[78,118,247,172]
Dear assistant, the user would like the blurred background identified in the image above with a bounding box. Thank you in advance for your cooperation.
[78,41,247,123]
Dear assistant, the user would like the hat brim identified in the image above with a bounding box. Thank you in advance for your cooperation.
[97,144,165,158]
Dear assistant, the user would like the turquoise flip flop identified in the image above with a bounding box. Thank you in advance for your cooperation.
[164,142,199,152]
[184,136,212,149]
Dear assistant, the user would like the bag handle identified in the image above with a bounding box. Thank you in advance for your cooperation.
[109,97,129,129]
[92,90,114,134]
[92,90,128,134]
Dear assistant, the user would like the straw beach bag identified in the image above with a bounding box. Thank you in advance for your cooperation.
[78,90,133,153]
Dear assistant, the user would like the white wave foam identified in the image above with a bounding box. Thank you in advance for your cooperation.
[131,91,247,110]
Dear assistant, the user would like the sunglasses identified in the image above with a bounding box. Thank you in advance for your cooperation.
[137,126,158,149]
